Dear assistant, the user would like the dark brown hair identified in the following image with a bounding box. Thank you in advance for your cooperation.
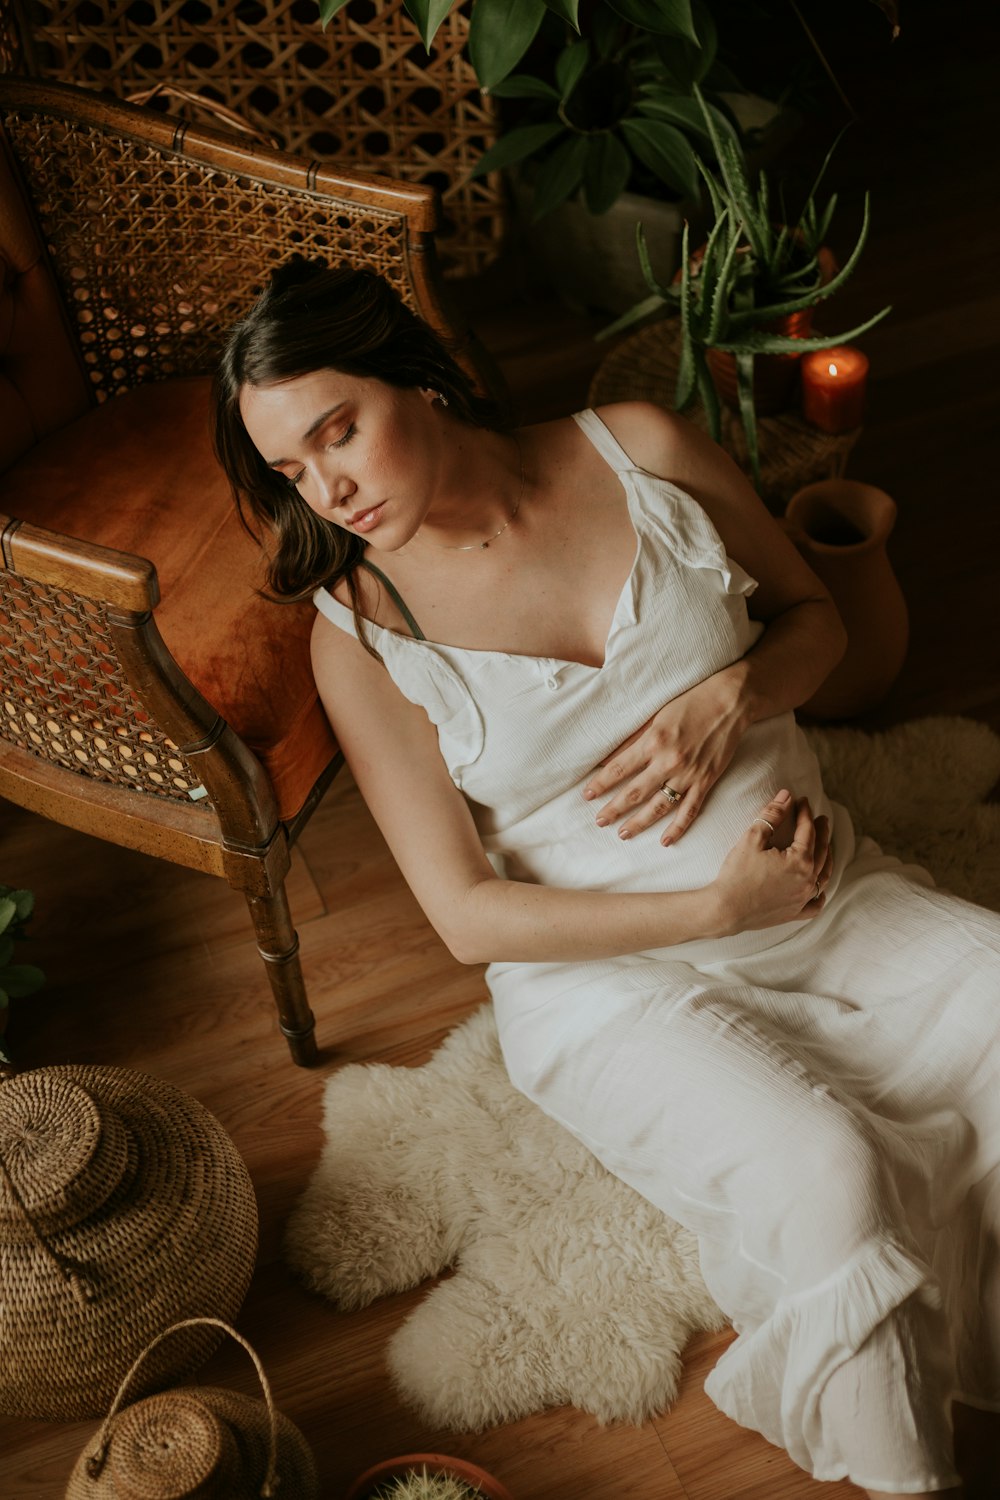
[212,257,507,636]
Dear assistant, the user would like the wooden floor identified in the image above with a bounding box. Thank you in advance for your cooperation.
[2,9,999,1498]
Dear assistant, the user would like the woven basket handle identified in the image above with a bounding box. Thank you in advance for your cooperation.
[124,84,281,149]
[84,1316,281,1497]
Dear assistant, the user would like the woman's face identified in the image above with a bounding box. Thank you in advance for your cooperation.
[239,368,441,549]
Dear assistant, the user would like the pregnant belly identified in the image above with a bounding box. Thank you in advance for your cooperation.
[481,714,831,897]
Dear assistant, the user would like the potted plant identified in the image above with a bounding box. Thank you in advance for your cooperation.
[600,83,892,488]
[345,1454,514,1500]
[0,884,44,1069]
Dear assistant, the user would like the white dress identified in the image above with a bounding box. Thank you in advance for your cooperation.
[315,409,1000,1491]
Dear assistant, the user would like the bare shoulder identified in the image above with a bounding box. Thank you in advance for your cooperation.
[592,401,738,492]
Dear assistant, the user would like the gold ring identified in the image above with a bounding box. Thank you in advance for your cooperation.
[660,782,683,805]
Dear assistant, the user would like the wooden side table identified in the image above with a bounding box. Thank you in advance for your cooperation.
[588,319,861,512]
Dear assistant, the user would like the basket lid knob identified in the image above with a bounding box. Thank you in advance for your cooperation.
[106,1393,241,1499]
[0,1074,129,1237]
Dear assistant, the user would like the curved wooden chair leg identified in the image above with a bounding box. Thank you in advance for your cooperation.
[244,885,317,1066]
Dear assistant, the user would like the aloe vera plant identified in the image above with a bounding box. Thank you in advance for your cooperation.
[602,83,892,489]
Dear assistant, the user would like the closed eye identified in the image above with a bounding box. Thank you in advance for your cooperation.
[279,422,356,488]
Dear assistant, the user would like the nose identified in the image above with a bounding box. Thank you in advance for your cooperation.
[311,465,357,512]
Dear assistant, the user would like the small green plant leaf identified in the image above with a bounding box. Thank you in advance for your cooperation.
[693,350,721,440]
[470,121,564,178]
[735,351,762,491]
[634,94,713,143]
[712,305,892,355]
[0,964,45,1000]
[605,0,698,42]
[529,133,588,219]
[555,38,590,99]
[488,74,561,100]
[620,117,699,201]
[316,0,351,26]
[542,0,580,28]
[468,0,548,90]
[691,82,767,261]
[0,897,16,939]
[636,219,671,299]
[582,131,631,215]
[402,0,456,51]
[596,291,666,342]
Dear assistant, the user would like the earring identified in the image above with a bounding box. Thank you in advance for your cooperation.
[433,389,449,407]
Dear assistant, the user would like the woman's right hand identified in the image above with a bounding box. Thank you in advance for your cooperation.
[711,790,833,936]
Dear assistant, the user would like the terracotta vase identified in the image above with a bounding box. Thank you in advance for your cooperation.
[782,479,909,720]
[344,1452,515,1500]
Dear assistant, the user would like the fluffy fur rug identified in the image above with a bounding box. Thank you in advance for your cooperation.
[284,717,1000,1432]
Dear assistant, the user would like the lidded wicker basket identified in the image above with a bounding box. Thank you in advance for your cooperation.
[65,1318,319,1499]
[0,1065,258,1420]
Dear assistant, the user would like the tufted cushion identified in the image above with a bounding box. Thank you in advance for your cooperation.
[0,376,338,821]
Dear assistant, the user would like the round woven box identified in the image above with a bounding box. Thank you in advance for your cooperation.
[65,1319,318,1499]
[0,1066,258,1420]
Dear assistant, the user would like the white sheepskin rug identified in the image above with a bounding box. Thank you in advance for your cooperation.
[284,717,1000,1432]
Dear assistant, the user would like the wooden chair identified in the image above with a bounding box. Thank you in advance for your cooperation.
[0,76,488,1064]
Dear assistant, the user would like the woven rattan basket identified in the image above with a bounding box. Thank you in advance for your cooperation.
[65,1318,318,1499]
[0,1066,258,1420]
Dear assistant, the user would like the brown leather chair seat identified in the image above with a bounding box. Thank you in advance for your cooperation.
[0,376,336,821]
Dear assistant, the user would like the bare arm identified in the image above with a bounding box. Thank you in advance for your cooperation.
[312,614,831,966]
[582,403,847,842]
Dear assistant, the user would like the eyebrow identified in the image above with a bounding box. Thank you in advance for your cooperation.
[266,402,347,467]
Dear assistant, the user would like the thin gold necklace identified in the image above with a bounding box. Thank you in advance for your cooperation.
[426,437,524,552]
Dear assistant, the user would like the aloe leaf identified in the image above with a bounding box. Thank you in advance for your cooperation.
[694,152,726,225]
[597,293,668,342]
[636,220,671,299]
[694,351,722,441]
[470,121,564,178]
[401,0,456,50]
[675,325,697,411]
[800,125,850,229]
[817,191,838,245]
[691,82,767,260]
[728,193,878,327]
[468,0,548,89]
[733,352,762,490]
[706,221,741,344]
[713,303,892,354]
[620,117,700,201]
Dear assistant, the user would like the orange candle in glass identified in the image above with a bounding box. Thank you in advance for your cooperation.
[800,346,869,433]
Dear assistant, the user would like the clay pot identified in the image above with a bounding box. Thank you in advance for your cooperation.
[783,479,909,719]
[344,1452,515,1500]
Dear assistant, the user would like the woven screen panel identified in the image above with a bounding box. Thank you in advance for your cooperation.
[15,0,505,277]
[0,571,210,806]
[0,107,414,398]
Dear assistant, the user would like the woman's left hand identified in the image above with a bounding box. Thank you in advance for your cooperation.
[583,668,749,845]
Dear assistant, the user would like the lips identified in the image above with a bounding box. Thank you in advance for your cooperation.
[347,503,385,534]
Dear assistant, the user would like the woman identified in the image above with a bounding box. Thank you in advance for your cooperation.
[215,259,999,1498]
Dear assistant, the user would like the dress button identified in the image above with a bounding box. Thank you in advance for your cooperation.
[545,676,559,690]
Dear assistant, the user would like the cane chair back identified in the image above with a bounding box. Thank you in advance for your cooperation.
[2,0,505,278]
[0,77,488,1064]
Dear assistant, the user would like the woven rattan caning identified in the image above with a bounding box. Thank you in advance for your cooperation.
[0,1066,258,1420]
[9,0,505,278]
[0,570,208,805]
[66,1319,319,1498]
[0,94,439,402]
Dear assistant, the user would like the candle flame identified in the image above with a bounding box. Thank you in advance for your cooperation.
[828,362,839,377]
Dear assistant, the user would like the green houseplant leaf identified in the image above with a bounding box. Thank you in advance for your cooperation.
[471,121,563,178]
[619,116,699,201]
[541,0,580,27]
[402,0,457,51]
[605,0,699,43]
[582,131,632,214]
[468,0,548,89]
[529,133,588,218]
